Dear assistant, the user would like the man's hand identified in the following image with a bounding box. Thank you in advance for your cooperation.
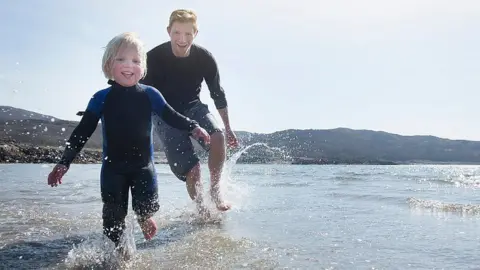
[191,127,211,145]
[225,129,239,148]
[48,164,68,187]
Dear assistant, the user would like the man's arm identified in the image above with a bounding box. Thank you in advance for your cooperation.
[203,51,233,131]
[202,51,238,147]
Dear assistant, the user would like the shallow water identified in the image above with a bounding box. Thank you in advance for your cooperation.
[1,162,480,269]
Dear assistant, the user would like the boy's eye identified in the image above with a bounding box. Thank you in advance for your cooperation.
[133,60,141,64]
[115,58,124,61]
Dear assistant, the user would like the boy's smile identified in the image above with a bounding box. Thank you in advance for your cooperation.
[111,46,144,87]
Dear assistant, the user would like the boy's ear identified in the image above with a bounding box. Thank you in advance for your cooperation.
[166,26,171,35]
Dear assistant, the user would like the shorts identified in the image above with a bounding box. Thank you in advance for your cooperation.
[154,102,222,181]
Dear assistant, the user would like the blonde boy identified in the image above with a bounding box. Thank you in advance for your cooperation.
[47,32,210,248]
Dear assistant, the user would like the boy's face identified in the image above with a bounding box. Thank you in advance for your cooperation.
[167,21,197,57]
[111,46,144,87]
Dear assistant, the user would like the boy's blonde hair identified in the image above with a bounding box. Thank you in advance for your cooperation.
[102,32,147,80]
[168,9,198,32]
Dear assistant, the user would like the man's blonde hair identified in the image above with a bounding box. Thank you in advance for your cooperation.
[101,32,147,80]
[168,9,198,32]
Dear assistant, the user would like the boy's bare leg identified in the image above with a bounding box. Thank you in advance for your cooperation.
[208,132,231,211]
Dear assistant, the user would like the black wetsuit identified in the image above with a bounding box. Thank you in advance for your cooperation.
[141,41,228,113]
[59,80,199,245]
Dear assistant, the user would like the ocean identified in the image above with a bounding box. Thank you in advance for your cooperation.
[1,146,480,269]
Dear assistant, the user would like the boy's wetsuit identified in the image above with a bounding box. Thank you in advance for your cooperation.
[58,80,199,245]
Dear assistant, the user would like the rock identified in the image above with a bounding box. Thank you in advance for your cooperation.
[0,140,102,164]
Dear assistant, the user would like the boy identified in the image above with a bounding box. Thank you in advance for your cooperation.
[47,32,210,247]
[141,9,238,214]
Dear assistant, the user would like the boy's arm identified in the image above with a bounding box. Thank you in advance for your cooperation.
[146,87,199,132]
[58,92,104,168]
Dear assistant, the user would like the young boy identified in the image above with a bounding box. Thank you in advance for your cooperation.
[47,32,210,247]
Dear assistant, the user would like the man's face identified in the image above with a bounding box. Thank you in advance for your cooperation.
[167,21,197,57]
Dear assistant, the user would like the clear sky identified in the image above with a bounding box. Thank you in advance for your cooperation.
[1,0,479,140]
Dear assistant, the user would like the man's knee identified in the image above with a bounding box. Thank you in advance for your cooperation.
[210,131,225,149]
[169,155,200,182]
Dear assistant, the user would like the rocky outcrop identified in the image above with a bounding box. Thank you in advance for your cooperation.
[0,139,102,164]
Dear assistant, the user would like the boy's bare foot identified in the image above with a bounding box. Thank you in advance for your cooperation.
[115,246,133,261]
[139,217,157,240]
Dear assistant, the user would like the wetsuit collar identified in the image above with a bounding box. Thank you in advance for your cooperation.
[107,80,138,90]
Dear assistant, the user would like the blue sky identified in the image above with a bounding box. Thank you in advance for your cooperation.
[1,0,479,140]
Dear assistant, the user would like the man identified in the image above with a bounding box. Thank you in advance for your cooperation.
[141,9,238,214]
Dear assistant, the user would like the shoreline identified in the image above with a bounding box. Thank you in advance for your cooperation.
[2,140,479,166]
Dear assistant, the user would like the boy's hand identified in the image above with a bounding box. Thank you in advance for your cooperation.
[191,127,211,145]
[48,164,68,187]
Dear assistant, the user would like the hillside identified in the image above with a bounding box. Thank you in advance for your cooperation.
[2,105,480,164]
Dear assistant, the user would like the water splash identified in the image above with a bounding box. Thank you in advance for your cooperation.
[220,143,289,211]
[64,216,137,269]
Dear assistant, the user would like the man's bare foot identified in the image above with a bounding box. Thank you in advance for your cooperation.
[216,201,232,211]
[197,203,212,219]
[211,189,232,211]
[139,217,157,240]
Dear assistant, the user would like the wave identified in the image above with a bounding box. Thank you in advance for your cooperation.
[407,197,480,215]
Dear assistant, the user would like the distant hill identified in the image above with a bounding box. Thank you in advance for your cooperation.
[2,105,480,164]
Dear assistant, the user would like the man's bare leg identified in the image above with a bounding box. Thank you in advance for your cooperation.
[208,132,231,211]
[185,163,209,215]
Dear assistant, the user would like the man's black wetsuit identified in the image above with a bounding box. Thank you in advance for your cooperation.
[58,80,199,245]
[140,41,228,180]
[141,41,227,113]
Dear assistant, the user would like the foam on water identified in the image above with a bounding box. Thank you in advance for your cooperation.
[407,197,480,215]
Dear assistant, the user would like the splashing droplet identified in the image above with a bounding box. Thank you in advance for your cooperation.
[61,128,66,132]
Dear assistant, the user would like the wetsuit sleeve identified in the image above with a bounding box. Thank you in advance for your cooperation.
[58,91,105,168]
[145,87,199,132]
[203,51,228,110]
